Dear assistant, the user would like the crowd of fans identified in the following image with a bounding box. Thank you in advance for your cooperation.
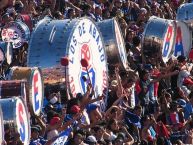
[1,0,193,145]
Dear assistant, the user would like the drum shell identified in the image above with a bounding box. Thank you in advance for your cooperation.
[177,3,193,29]
[0,106,4,145]
[28,17,108,111]
[0,97,30,145]
[1,21,30,49]
[0,80,27,102]
[97,18,128,70]
[27,17,77,83]
[8,67,44,116]
[142,16,176,63]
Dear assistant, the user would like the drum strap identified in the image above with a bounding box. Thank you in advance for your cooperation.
[0,81,2,97]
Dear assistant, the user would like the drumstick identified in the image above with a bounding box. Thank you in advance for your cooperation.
[80,58,95,98]
[60,56,70,100]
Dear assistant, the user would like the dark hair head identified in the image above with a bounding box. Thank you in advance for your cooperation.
[177,55,186,63]
[189,92,193,99]
[139,69,149,80]
[156,137,165,145]
[132,36,141,46]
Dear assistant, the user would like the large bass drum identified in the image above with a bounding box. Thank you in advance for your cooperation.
[0,97,30,145]
[1,21,30,49]
[28,17,108,111]
[0,80,27,101]
[177,3,193,29]
[97,18,128,70]
[8,67,44,116]
[0,106,4,145]
[142,16,176,63]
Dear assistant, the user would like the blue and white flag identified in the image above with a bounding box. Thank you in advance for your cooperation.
[52,127,72,145]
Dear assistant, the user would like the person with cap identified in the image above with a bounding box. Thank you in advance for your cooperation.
[45,109,82,142]
[177,91,193,121]
[94,6,103,22]
[30,126,48,145]
[85,135,97,145]
[136,7,148,23]
[45,92,62,114]
[177,56,193,97]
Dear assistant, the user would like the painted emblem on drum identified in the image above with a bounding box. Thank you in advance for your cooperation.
[68,19,108,110]
[1,22,30,49]
[79,44,96,93]
[173,22,191,57]
[174,27,184,56]
[32,69,43,116]
[162,24,175,62]
[16,98,29,145]
[114,20,128,69]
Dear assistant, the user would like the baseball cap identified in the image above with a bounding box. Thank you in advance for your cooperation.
[50,117,60,126]
[31,126,40,133]
[111,80,118,87]
[86,135,97,143]
[70,105,80,114]
[176,99,186,108]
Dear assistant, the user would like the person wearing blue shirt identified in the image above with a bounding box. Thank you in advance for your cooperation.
[30,126,47,145]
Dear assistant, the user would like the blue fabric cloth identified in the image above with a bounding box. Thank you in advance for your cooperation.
[29,137,47,145]
[86,103,98,114]
[184,102,193,120]
[149,126,156,139]
[64,114,78,127]
[52,127,72,145]
[125,110,141,128]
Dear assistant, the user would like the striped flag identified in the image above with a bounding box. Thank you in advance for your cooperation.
[52,127,72,145]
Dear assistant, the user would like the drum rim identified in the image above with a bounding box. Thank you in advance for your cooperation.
[0,47,5,66]
[0,106,4,144]
[113,18,128,70]
[29,67,44,116]
[15,97,31,145]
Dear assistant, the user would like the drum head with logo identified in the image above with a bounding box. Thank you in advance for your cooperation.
[8,67,44,116]
[1,21,30,49]
[0,97,30,145]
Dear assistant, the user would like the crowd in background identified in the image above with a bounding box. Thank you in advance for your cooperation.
[1,0,193,145]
